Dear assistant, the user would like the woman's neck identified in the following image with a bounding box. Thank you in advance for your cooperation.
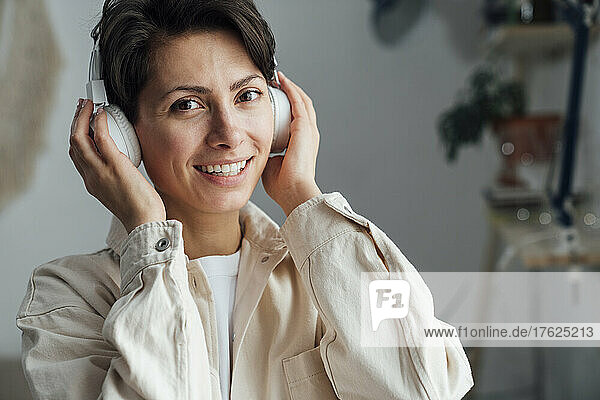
[182,211,242,260]
[164,204,242,260]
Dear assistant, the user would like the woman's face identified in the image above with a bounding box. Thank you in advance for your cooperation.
[134,29,273,215]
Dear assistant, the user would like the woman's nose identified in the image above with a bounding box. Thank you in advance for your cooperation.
[205,106,244,149]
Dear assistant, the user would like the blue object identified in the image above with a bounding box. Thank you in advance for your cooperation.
[548,0,597,226]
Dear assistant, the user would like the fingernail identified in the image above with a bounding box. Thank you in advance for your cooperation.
[97,107,104,115]
[82,99,89,108]
[77,98,83,109]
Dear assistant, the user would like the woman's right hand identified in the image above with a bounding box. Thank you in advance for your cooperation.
[69,98,166,234]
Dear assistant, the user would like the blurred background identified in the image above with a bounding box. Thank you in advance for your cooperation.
[2,0,600,398]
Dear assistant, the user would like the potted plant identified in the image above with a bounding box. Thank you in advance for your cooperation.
[437,65,562,187]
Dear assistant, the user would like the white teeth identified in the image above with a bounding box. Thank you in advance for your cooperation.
[197,158,251,177]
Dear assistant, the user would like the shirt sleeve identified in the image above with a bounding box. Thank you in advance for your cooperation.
[278,192,474,400]
[15,220,213,400]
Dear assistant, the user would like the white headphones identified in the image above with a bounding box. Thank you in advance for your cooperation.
[86,41,291,168]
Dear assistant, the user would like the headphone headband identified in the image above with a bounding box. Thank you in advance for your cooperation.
[273,56,281,88]
[86,41,108,105]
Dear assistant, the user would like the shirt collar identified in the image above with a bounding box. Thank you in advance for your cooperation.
[105,200,287,257]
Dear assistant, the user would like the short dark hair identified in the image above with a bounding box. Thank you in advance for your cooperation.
[91,0,276,124]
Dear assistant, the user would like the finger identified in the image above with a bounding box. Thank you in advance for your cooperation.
[70,99,105,170]
[70,146,101,197]
[277,71,309,125]
[70,98,84,136]
[280,72,315,120]
[279,71,316,126]
[91,107,122,165]
[68,145,89,186]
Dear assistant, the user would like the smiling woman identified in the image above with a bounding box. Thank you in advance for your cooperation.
[15,0,474,399]
[133,29,276,241]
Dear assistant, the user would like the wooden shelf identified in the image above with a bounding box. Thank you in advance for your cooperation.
[482,186,589,209]
[483,191,600,269]
[493,217,600,269]
[486,23,600,59]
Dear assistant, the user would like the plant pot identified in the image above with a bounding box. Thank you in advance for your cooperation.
[491,113,562,187]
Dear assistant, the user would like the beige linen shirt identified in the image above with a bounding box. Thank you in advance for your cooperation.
[16,191,473,399]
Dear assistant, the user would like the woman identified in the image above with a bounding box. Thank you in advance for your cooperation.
[16,0,473,399]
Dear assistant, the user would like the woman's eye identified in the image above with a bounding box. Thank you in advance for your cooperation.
[238,89,262,103]
[172,99,201,112]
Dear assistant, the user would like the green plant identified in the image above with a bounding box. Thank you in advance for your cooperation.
[437,66,526,162]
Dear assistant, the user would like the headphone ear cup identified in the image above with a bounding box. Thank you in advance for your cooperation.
[103,104,142,167]
[267,86,291,153]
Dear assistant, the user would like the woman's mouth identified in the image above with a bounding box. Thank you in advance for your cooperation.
[193,156,253,186]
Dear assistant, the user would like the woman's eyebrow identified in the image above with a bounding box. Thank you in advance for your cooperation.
[160,74,264,100]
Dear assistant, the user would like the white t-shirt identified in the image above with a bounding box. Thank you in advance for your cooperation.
[187,249,240,400]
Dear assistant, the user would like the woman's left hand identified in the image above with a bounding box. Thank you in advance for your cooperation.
[262,71,322,217]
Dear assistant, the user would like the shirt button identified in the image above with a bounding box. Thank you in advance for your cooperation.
[155,237,171,251]
[261,256,269,263]
[232,332,236,341]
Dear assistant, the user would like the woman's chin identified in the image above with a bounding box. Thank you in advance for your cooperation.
[197,190,252,213]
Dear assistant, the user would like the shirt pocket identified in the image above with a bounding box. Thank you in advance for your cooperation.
[282,345,339,400]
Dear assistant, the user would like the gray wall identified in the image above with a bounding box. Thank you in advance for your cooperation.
[2,0,599,398]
